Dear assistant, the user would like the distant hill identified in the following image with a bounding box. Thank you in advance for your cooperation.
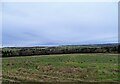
[3,43,119,48]
[2,43,119,57]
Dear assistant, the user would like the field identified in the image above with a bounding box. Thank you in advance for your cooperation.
[2,53,119,83]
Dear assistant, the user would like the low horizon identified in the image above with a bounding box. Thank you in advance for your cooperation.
[2,42,119,48]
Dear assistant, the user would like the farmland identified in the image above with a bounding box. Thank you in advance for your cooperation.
[2,53,119,83]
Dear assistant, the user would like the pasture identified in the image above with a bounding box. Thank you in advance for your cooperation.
[2,53,119,82]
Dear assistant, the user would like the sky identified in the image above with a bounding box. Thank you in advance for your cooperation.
[1,2,118,47]
[0,3,2,47]
[1,0,119,2]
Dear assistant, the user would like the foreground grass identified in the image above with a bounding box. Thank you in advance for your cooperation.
[2,53,119,82]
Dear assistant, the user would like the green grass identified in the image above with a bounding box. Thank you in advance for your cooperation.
[2,53,119,82]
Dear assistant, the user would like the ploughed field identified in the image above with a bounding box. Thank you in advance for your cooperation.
[2,53,119,82]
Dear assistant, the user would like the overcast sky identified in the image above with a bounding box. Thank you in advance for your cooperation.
[2,2,118,47]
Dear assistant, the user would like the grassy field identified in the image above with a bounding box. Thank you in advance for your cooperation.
[2,53,119,83]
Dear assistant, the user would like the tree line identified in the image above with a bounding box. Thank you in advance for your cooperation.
[2,44,119,57]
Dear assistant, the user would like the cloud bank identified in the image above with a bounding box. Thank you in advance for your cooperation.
[2,2,118,47]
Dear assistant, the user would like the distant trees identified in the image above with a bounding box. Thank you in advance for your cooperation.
[2,45,118,57]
